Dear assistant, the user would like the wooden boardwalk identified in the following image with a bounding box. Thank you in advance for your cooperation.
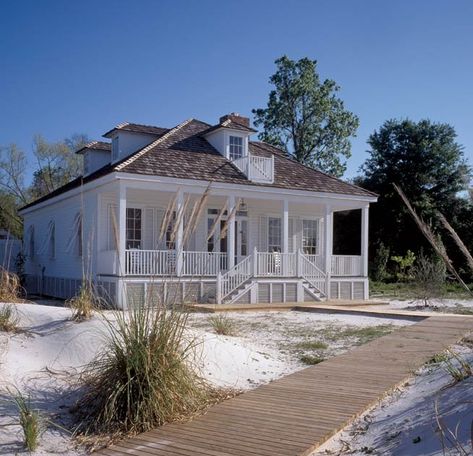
[97,316,473,456]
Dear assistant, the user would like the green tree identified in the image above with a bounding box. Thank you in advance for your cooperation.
[358,118,471,264]
[29,133,87,199]
[253,56,359,177]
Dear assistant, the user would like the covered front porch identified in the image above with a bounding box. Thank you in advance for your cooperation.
[95,177,371,306]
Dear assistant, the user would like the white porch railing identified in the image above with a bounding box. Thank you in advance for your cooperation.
[233,153,274,183]
[182,251,227,276]
[307,254,362,276]
[217,255,253,303]
[256,251,297,276]
[331,255,362,276]
[125,250,176,276]
[123,249,362,278]
[299,252,326,296]
[125,250,227,276]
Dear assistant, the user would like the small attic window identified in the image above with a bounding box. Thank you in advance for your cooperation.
[229,136,243,160]
[112,136,119,161]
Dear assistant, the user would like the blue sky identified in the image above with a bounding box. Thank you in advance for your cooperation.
[1,0,472,182]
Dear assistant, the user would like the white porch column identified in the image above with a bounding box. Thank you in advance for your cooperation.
[175,188,184,276]
[227,195,236,270]
[361,205,369,277]
[117,182,127,309]
[323,205,333,299]
[282,199,289,254]
[118,182,127,275]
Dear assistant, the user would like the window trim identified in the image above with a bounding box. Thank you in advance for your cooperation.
[268,216,282,253]
[302,218,318,255]
[126,207,142,249]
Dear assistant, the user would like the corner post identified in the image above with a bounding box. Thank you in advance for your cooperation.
[253,246,258,277]
[216,272,222,305]
[227,195,236,270]
[117,181,127,309]
[175,188,184,276]
[323,205,333,299]
[361,205,369,277]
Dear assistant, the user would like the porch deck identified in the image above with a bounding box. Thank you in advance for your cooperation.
[96,315,473,456]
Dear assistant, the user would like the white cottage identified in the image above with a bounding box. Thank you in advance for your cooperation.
[19,113,377,308]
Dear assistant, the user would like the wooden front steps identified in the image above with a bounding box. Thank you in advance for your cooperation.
[96,315,473,456]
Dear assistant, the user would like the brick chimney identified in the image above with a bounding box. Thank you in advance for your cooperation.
[219,112,250,128]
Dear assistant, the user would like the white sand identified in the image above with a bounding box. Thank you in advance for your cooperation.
[313,345,473,455]
[383,298,473,313]
[0,302,423,455]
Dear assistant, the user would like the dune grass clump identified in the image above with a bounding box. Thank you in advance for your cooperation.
[209,313,237,336]
[11,391,40,451]
[67,281,101,322]
[0,267,22,302]
[442,349,472,383]
[0,303,19,332]
[75,302,215,436]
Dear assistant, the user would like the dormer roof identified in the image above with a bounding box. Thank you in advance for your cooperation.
[75,141,111,155]
[102,122,169,138]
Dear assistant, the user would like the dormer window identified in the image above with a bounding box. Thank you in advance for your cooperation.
[112,136,119,161]
[229,136,244,160]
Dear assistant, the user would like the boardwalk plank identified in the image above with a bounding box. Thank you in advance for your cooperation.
[96,315,473,456]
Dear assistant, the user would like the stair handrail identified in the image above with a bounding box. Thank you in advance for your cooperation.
[217,253,253,304]
[298,249,327,296]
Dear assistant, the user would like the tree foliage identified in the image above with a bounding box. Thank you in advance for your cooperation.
[357,118,472,271]
[253,56,359,177]
[0,134,88,236]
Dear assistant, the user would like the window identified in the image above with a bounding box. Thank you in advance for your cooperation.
[28,226,35,259]
[268,217,281,252]
[229,136,243,160]
[126,208,142,249]
[239,220,248,256]
[112,136,119,161]
[66,212,83,256]
[165,211,176,250]
[49,222,55,259]
[302,219,318,255]
[77,214,83,256]
[207,218,215,252]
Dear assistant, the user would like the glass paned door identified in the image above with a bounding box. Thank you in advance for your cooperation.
[235,218,248,264]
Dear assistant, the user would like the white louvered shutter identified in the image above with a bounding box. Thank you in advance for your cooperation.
[259,216,268,252]
[143,208,154,250]
[155,209,166,249]
[107,204,118,250]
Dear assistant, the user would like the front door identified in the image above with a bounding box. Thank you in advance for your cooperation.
[235,218,248,264]
[218,217,248,265]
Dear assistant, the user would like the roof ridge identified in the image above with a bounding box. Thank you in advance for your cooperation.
[114,118,194,171]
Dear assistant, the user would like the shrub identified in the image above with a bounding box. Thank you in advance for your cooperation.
[0,303,19,332]
[412,253,446,305]
[0,267,22,302]
[11,391,40,451]
[75,302,214,436]
[372,242,390,281]
[391,250,416,281]
[295,340,328,350]
[300,355,325,365]
[208,313,237,336]
[67,281,102,322]
[443,349,472,383]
